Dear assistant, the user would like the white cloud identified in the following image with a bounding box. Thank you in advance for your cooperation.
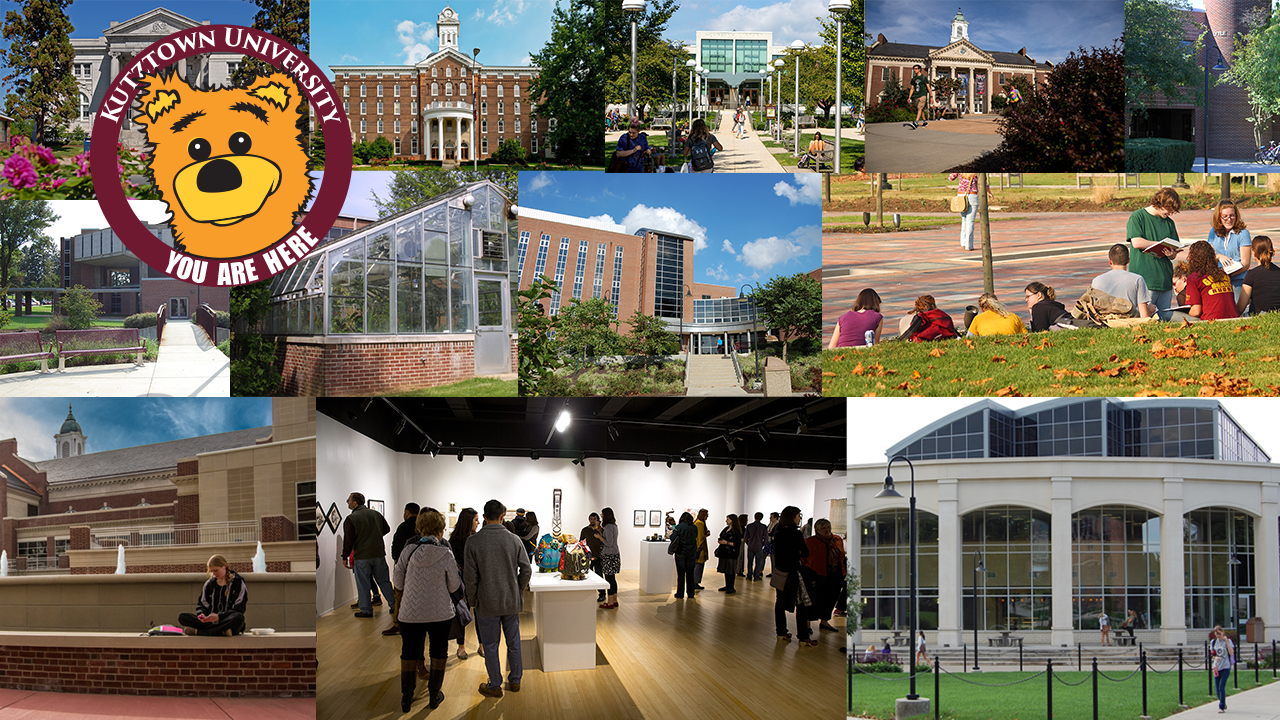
[586,213,616,225]
[396,19,436,65]
[736,224,821,271]
[706,264,731,281]
[773,175,821,205]
[617,204,709,252]
[338,54,360,64]
[703,0,826,46]
[487,0,529,25]
[721,239,735,253]
[522,55,534,66]
[525,172,555,194]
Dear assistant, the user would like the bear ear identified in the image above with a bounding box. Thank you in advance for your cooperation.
[246,72,302,113]
[135,72,183,126]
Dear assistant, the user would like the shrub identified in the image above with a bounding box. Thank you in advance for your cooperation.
[854,661,903,673]
[230,334,280,396]
[602,371,644,396]
[1124,137,1196,172]
[864,101,914,124]
[43,315,71,333]
[123,312,158,329]
[60,286,101,329]
[991,95,1007,110]
[369,136,394,161]
[1091,184,1118,204]
[215,311,230,328]
[492,138,528,165]
[370,157,389,167]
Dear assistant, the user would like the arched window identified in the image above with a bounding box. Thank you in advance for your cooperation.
[343,85,349,97]
[394,138,401,155]
[446,66,452,77]
[360,85,366,97]
[377,101,383,114]
[481,84,488,97]
[431,82,438,96]
[498,101,504,115]
[79,93,90,120]
[376,85,383,97]
[963,506,1053,631]
[360,101,366,115]
[513,84,521,98]
[431,67,438,77]
[393,101,400,115]
[497,84,504,97]
[1072,505,1163,630]
[498,119,504,134]
[445,82,453,96]
[343,101,349,114]
[411,120,418,133]
[360,119,367,133]
[394,119,400,133]
[514,101,521,116]
[860,508,941,630]
[411,84,417,97]
[531,118,537,133]
[459,82,467,97]
[377,119,383,133]
[393,84,400,97]
[411,136,419,154]
[411,101,417,114]
[481,101,487,115]
[61,441,69,458]
[481,119,487,133]
[514,118,520,134]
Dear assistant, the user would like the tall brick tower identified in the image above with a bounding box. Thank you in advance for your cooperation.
[1200,0,1272,160]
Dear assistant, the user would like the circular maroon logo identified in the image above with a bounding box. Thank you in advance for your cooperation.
[91,25,352,287]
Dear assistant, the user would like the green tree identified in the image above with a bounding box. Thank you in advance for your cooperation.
[517,275,564,395]
[1125,0,1205,117]
[528,0,606,165]
[876,73,909,107]
[557,297,625,357]
[1223,8,1280,148]
[2,0,78,144]
[817,1,866,111]
[625,311,680,356]
[751,272,821,363]
[491,138,528,165]
[370,168,518,218]
[229,281,279,396]
[368,135,394,161]
[60,285,101,329]
[352,139,372,165]
[0,200,57,311]
[601,0,680,118]
[229,0,310,85]
[309,125,326,164]
[18,235,57,300]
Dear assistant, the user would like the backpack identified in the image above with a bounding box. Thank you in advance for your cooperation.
[689,137,713,171]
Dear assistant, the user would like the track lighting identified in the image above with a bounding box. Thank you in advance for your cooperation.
[724,436,736,453]
[828,465,836,475]
[555,402,571,432]
[429,442,439,458]
[666,456,673,468]
[608,423,618,441]
[758,427,770,442]
[478,449,485,462]
[361,398,374,412]
[729,459,736,471]
[796,410,809,434]
[680,454,687,463]
[457,450,464,462]
[572,453,585,466]
[420,439,430,453]
[644,455,651,467]
[690,461,696,469]
[395,417,407,435]
[698,447,707,459]
[531,450,539,460]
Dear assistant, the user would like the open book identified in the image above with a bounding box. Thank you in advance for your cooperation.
[1221,258,1244,275]
[1142,238,1192,256]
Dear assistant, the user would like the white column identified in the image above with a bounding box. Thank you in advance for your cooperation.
[1050,476,1074,647]
[455,117,462,160]
[469,115,475,160]
[1256,482,1280,634]
[968,68,975,114]
[1161,478,1187,646]
[178,58,187,84]
[937,478,961,648]
[109,52,120,81]
[424,117,431,160]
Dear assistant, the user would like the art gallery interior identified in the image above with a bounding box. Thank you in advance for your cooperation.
[316,397,846,719]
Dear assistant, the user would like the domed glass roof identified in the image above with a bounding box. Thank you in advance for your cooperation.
[59,404,81,434]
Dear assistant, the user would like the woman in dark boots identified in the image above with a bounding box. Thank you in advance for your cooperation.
[716,514,742,594]
[393,510,460,712]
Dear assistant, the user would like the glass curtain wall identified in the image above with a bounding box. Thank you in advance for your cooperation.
[1184,508,1255,631]
[859,509,939,631]
[1072,506,1162,629]
[961,506,1052,631]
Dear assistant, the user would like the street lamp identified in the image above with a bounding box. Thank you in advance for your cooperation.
[472,47,480,170]
[875,455,920,701]
[679,284,692,354]
[1204,51,1226,177]
[759,68,768,131]
[687,59,697,130]
[669,40,684,154]
[1229,547,1241,637]
[738,283,760,380]
[624,0,645,121]
[829,0,851,175]
[973,551,985,671]
[774,58,785,141]
[791,39,805,158]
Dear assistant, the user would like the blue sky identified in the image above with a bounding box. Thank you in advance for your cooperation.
[0,399,272,462]
[309,171,393,219]
[666,0,828,47]
[866,0,1124,65]
[310,1,554,74]
[520,172,822,286]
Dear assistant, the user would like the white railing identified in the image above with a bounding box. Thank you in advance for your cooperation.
[425,100,473,111]
[89,520,259,549]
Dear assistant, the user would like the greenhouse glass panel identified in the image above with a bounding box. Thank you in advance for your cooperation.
[311,297,323,334]
[422,202,446,231]
[368,228,393,263]
[471,186,490,232]
[397,264,424,333]
[477,279,503,326]
[451,268,473,332]
[299,299,311,336]
[367,260,392,333]
[424,265,449,332]
[330,296,364,333]
[329,239,365,334]
[424,229,448,264]
[396,216,421,263]
[449,207,469,266]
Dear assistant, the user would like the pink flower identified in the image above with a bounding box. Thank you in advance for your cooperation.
[138,152,147,162]
[76,159,90,177]
[34,145,55,164]
[52,178,66,189]
[8,136,22,149]
[3,155,39,189]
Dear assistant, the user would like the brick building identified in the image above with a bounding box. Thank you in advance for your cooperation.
[1130,0,1276,161]
[865,8,1051,116]
[516,208,762,354]
[0,398,316,575]
[330,6,552,164]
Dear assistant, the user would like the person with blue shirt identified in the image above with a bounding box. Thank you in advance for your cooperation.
[616,120,651,173]
[1207,200,1252,298]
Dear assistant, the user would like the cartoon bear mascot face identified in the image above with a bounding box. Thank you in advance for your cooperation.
[134,71,313,259]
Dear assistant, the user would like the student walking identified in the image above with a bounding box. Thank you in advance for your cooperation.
[464,499,532,699]
[907,65,932,129]
[394,510,459,712]
[1211,625,1235,712]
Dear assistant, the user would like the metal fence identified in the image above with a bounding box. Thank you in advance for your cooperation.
[89,520,259,548]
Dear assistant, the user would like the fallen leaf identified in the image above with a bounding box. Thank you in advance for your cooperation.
[991,355,1007,363]
[1135,389,1179,397]
[1151,338,1199,359]
[1034,340,1052,350]
[995,385,1024,397]
[969,377,994,386]
[894,381,911,390]
[863,393,877,397]
[1262,356,1278,362]
[1037,364,1051,370]
[1068,386,1085,394]
[963,339,975,349]
[851,362,864,375]
[1232,325,1256,333]
[832,354,845,362]
[1054,368,1089,379]
[1108,354,1119,362]
[928,347,946,357]
[822,371,837,377]
[1076,350,1088,355]
[911,370,922,379]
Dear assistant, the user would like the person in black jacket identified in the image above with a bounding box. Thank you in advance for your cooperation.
[179,554,248,636]
[448,507,481,660]
[670,512,699,599]
[716,514,743,594]
[772,506,813,646]
[1024,282,1069,332]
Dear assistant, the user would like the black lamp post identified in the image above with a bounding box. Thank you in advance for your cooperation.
[1229,547,1241,638]
[738,283,760,381]
[679,283,692,354]
[973,551,985,671]
[876,455,918,700]
[669,40,684,154]
[1204,51,1226,177]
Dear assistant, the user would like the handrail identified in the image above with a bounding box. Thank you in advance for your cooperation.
[730,348,744,388]
[156,303,167,343]
[89,520,260,548]
[194,303,218,344]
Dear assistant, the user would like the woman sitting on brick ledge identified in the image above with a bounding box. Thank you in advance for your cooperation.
[178,554,249,637]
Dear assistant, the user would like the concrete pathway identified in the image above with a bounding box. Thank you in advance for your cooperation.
[1196,158,1280,174]
[685,354,748,396]
[865,116,1003,173]
[605,110,788,173]
[1167,675,1280,718]
[0,687,314,719]
[0,320,229,397]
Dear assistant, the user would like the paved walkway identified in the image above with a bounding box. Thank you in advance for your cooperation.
[605,110,788,173]
[865,116,1003,173]
[0,688,314,719]
[822,208,1280,329]
[0,320,229,397]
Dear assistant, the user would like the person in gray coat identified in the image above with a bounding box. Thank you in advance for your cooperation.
[464,499,532,699]
[392,510,458,712]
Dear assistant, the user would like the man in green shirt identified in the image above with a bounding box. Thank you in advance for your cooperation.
[1126,187,1185,317]
[908,65,932,129]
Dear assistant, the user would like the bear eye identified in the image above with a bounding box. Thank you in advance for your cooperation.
[188,139,210,161]
[229,132,252,155]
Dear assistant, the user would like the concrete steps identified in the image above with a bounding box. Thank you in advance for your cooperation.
[684,354,747,396]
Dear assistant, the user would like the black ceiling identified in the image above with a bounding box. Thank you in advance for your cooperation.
[319,398,846,472]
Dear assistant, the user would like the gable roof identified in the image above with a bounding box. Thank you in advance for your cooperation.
[2,464,41,497]
[103,7,205,38]
[31,427,269,484]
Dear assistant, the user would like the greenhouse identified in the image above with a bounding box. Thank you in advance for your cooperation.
[264,181,518,395]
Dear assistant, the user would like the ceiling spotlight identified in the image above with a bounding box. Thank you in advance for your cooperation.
[531,450,540,460]
[698,447,707,459]
[796,410,809,434]
[457,450,464,462]
[666,456,673,468]
[644,454,651,467]
[420,439,430,453]
[828,465,834,475]
[690,460,696,470]
[729,459,736,471]
[724,436,736,453]
[429,442,439,458]
[395,417,407,435]
[361,398,374,412]
[608,423,619,441]
[789,461,796,470]
[478,449,485,462]
[555,402,571,433]
[572,453,585,466]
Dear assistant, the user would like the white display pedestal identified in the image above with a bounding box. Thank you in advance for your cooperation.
[528,570,611,672]
[639,540,676,594]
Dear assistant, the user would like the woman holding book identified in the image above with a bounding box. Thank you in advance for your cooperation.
[1126,188,1184,316]
[1207,200,1252,298]
[1186,240,1240,321]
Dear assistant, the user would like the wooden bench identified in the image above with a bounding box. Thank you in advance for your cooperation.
[0,330,53,373]
[650,117,672,130]
[55,328,145,372]
[815,141,836,173]
[796,115,816,128]
[1076,173,1137,189]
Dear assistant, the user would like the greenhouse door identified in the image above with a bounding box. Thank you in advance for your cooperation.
[474,274,509,375]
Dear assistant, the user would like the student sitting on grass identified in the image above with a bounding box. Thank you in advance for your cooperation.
[898,295,958,342]
[1185,240,1240,321]
[1091,244,1155,319]
[1238,235,1280,316]
[1024,282,1069,332]
[966,293,1027,336]
[829,288,883,348]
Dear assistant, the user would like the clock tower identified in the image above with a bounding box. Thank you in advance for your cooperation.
[437,6,460,51]
[950,7,969,43]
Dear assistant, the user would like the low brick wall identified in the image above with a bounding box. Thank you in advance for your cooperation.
[0,632,314,697]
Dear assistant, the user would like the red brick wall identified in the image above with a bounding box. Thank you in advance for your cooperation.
[0,645,314,697]
[71,561,291,575]
[261,516,296,543]
[141,280,229,316]
[177,460,199,476]
[273,339,480,396]
[43,491,177,516]
[276,342,325,396]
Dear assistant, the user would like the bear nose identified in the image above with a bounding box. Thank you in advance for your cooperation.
[196,158,243,193]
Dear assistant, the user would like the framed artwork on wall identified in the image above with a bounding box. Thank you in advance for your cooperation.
[368,499,386,517]
[633,510,646,526]
[316,502,327,533]
[326,502,342,534]
[649,510,662,527]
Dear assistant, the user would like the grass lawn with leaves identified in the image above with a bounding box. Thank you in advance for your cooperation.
[823,214,1026,233]
[823,312,1280,397]
[848,667,1278,720]
[385,377,516,397]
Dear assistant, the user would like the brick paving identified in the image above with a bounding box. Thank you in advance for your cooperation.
[822,209,1280,332]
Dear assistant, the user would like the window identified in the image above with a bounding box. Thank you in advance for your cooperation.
[653,234,684,318]
[498,101,504,115]
[881,67,894,82]
[432,67,438,77]
[446,82,453,96]
[533,234,550,279]
[549,238,570,314]
[343,85,349,97]
[377,101,383,114]
[572,240,588,300]
[531,118,537,133]
[497,83,504,97]
[482,137,488,154]
[360,119,367,133]
[411,101,417,114]
[446,66,452,77]
[394,138,400,155]
[531,135,538,154]
[611,246,624,313]
[343,101,349,114]
[482,101,488,115]
[462,67,467,77]
[431,82,439,96]
[360,101,366,115]
[377,119,383,133]
[515,118,521,134]
[513,84,521,98]
[394,101,400,115]
[360,85,366,97]
[411,120,418,133]
[376,85,383,97]
[481,84,488,97]
[394,119,400,133]
[516,231,531,286]
[592,243,605,297]
[411,84,417,97]
[411,136,419,154]
[459,81,466,97]
[481,119,487,133]
[998,73,1005,85]
[296,481,317,540]
[514,101,521,116]
[549,118,557,130]
[79,92,90,120]
[394,84,400,97]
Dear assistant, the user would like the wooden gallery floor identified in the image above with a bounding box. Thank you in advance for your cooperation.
[318,569,844,719]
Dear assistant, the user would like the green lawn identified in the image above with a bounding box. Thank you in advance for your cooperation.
[385,377,516,397]
[762,132,863,173]
[849,667,1278,720]
[824,214,1026,233]
[823,312,1280,397]
[4,305,126,330]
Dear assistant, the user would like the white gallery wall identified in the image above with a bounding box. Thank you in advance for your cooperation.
[317,413,835,614]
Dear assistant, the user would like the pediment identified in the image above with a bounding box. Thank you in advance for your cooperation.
[929,40,994,64]
[104,8,203,38]
[414,46,475,69]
